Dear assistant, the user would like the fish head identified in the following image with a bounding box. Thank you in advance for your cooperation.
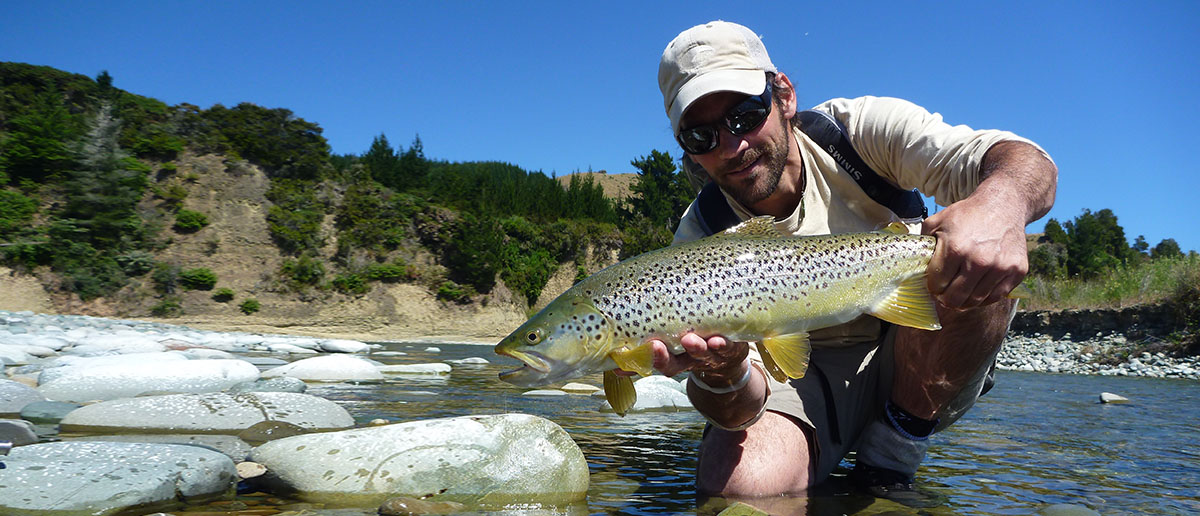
[495,296,614,387]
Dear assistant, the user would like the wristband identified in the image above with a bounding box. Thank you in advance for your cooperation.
[689,359,753,394]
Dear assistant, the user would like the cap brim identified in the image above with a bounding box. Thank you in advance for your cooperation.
[669,69,766,132]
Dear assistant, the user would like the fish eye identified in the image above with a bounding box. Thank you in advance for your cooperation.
[525,330,542,345]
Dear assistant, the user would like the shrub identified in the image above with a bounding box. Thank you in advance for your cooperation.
[115,250,155,276]
[173,209,209,233]
[436,281,473,304]
[364,261,408,282]
[150,297,182,317]
[179,267,218,290]
[212,287,235,302]
[332,273,369,295]
[152,262,181,294]
[0,190,37,236]
[239,298,260,314]
[280,253,324,286]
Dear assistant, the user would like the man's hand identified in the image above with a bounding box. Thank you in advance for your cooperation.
[923,196,1028,309]
[923,141,1057,310]
[643,333,749,378]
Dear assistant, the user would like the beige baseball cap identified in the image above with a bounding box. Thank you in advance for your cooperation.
[659,20,776,133]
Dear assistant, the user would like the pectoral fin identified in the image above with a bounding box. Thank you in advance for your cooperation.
[761,333,811,379]
[609,343,655,377]
[603,369,636,416]
[869,274,942,331]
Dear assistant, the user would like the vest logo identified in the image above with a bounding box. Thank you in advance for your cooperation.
[826,145,862,180]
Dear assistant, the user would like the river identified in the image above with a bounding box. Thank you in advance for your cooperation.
[190,341,1200,515]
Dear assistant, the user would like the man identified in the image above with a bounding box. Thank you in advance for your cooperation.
[642,21,1058,502]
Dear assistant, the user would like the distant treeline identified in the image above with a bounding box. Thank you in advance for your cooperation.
[0,62,693,308]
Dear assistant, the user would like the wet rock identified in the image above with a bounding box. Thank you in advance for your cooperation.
[561,382,601,394]
[424,346,441,353]
[18,400,80,424]
[37,358,261,402]
[266,342,319,354]
[237,461,268,479]
[0,441,236,515]
[260,354,384,381]
[238,420,309,446]
[0,378,45,415]
[0,418,38,446]
[64,333,166,355]
[523,389,568,396]
[59,392,354,434]
[251,413,589,506]
[378,363,452,375]
[228,376,308,393]
[447,357,490,365]
[1099,392,1129,404]
[0,343,37,365]
[379,496,467,515]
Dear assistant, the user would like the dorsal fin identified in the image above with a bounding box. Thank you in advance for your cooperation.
[718,215,782,238]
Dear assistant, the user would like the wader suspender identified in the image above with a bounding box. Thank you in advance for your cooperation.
[694,109,927,236]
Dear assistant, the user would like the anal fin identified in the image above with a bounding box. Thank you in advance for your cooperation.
[603,370,636,416]
[761,333,811,379]
[869,274,942,330]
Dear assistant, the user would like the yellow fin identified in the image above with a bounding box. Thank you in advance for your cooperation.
[761,333,811,379]
[717,215,781,238]
[756,343,789,383]
[869,274,942,331]
[609,343,655,377]
[603,370,636,416]
[1007,282,1033,299]
[875,221,911,235]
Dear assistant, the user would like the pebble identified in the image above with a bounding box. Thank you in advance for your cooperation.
[997,333,1200,380]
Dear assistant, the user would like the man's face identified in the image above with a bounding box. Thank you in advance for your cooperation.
[681,91,792,209]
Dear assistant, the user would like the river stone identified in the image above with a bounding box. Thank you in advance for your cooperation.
[229,376,309,393]
[59,392,354,434]
[0,378,45,415]
[320,339,372,353]
[1039,503,1102,516]
[64,333,166,355]
[377,363,452,375]
[0,343,36,365]
[69,434,254,461]
[447,357,490,365]
[238,420,309,446]
[38,351,190,384]
[267,342,319,354]
[601,375,692,412]
[250,413,589,506]
[19,400,80,424]
[561,382,601,394]
[260,354,385,381]
[0,441,236,515]
[1,418,38,446]
[38,358,261,402]
[1099,392,1129,404]
[523,389,568,396]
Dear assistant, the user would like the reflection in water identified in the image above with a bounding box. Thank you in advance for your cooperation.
[191,343,1200,515]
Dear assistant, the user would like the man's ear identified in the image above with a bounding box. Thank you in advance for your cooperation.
[775,72,798,120]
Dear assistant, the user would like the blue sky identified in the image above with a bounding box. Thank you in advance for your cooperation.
[3,1,1197,252]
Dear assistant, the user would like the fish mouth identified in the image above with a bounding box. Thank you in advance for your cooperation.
[496,348,554,386]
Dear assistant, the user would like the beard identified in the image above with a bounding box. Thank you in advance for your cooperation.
[714,116,792,209]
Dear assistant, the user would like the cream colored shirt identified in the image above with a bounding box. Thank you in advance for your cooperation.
[673,95,1048,348]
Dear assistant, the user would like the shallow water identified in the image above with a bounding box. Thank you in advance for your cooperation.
[185,342,1200,515]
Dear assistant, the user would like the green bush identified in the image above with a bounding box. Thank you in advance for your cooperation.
[0,190,37,236]
[436,281,473,304]
[173,209,209,233]
[155,183,188,211]
[266,179,325,254]
[239,298,260,314]
[115,250,155,276]
[150,296,182,317]
[179,267,217,290]
[212,287,235,302]
[364,261,409,282]
[152,262,181,294]
[280,253,325,286]
[332,273,369,295]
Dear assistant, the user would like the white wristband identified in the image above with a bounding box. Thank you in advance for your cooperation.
[689,359,753,394]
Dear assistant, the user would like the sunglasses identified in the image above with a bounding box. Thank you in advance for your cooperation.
[675,81,774,155]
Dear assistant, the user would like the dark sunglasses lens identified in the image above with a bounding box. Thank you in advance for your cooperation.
[726,103,768,134]
[679,126,718,154]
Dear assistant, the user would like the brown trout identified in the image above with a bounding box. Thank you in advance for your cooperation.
[495,216,942,415]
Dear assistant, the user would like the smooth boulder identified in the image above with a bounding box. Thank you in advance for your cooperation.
[38,358,260,402]
[251,413,589,507]
[261,354,384,381]
[0,378,45,415]
[59,392,354,434]
[1,441,236,515]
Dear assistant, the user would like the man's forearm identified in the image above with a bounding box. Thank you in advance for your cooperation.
[687,361,769,429]
[976,141,1058,224]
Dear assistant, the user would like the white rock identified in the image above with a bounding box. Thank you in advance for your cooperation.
[267,343,319,354]
[0,379,46,414]
[1099,392,1129,403]
[250,414,588,505]
[60,392,354,433]
[319,339,372,353]
[37,359,260,402]
[602,375,692,412]
[560,382,601,394]
[424,346,442,353]
[523,389,567,396]
[261,354,384,381]
[378,363,452,375]
[448,357,490,365]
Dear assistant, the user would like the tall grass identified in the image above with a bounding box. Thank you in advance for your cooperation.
[1023,254,1199,311]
